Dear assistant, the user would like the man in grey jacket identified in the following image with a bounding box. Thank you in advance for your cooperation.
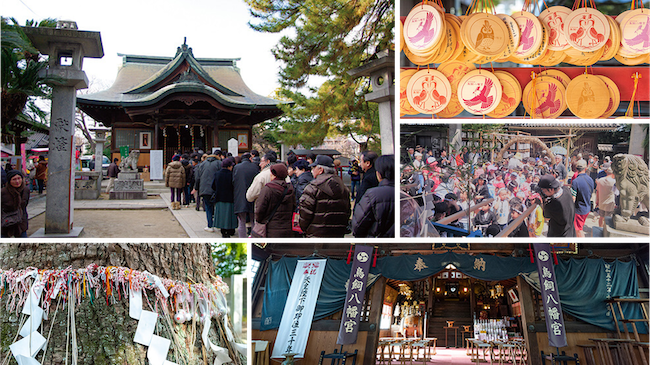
[192,153,222,232]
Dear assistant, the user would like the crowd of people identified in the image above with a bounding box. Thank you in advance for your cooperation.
[401,145,628,238]
[164,148,396,238]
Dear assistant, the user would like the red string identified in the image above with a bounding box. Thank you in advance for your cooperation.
[346,245,354,264]
[528,244,534,263]
[372,248,378,267]
[552,245,558,265]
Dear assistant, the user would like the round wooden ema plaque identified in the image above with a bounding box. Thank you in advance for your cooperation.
[400,69,419,116]
[614,52,649,65]
[455,44,482,63]
[496,14,521,60]
[404,45,435,66]
[617,10,633,25]
[565,74,609,119]
[446,14,465,61]
[512,12,544,58]
[462,13,510,57]
[539,49,567,66]
[564,8,610,52]
[487,71,522,118]
[539,6,572,51]
[406,69,453,115]
[457,69,502,115]
[400,20,405,53]
[404,4,445,56]
[598,75,620,119]
[538,69,571,87]
[522,75,566,119]
[619,8,650,55]
[437,61,477,117]
[600,15,621,61]
[564,46,605,65]
[435,20,459,64]
[518,21,550,64]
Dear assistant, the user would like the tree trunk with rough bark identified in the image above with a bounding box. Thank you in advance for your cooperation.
[0,243,241,365]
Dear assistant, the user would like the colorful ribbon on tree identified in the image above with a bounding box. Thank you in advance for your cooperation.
[1,264,244,365]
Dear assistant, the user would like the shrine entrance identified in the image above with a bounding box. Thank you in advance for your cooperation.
[382,264,522,349]
[78,43,288,168]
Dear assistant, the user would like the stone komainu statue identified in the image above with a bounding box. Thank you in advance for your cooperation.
[611,154,649,225]
[119,150,140,171]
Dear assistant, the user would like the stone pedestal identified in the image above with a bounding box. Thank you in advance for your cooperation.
[74,171,101,199]
[110,172,148,199]
[629,124,646,157]
[603,216,650,237]
[449,125,462,154]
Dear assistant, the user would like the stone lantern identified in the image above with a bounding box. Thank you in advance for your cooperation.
[90,126,110,174]
[347,50,394,155]
[23,21,103,236]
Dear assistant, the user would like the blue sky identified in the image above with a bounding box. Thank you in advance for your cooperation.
[4,0,285,97]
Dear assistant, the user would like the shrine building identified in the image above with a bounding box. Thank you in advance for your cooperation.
[77,42,288,167]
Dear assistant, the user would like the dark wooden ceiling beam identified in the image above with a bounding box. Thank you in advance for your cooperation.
[258,243,647,261]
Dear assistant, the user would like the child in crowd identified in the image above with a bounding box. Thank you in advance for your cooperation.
[494,188,511,230]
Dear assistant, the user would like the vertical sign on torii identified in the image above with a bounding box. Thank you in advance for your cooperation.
[23,21,104,236]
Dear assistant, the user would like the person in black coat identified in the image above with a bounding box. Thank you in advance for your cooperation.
[507,198,530,237]
[352,154,395,238]
[355,150,379,205]
[291,159,313,206]
[539,174,575,237]
[212,158,237,238]
[1,166,6,188]
[181,154,194,206]
[1,170,30,237]
[474,201,499,234]
[232,153,259,238]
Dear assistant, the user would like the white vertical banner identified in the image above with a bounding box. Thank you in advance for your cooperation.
[150,150,164,180]
[228,138,238,157]
[271,259,327,359]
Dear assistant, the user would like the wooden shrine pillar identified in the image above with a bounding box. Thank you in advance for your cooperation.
[517,275,542,365]
[363,276,386,365]
[154,120,160,151]
[469,278,476,318]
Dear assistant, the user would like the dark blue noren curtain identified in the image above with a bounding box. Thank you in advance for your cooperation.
[261,254,645,333]
[527,257,647,334]
[376,252,537,281]
[260,257,379,331]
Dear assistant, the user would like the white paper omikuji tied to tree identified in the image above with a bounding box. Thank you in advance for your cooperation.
[271,259,327,359]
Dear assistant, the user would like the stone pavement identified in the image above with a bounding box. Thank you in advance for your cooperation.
[26,189,224,239]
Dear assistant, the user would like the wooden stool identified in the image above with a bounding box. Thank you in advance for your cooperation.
[318,348,357,365]
[498,342,518,364]
[410,340,430,364]
[424,337,437,357]
[474,341,493,365]
[540,350,580,365]
[377,339,392,364]
[515,342,528,365]
[466,338,474,355]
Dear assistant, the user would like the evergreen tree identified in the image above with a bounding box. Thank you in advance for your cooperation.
[245,0,394,149]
